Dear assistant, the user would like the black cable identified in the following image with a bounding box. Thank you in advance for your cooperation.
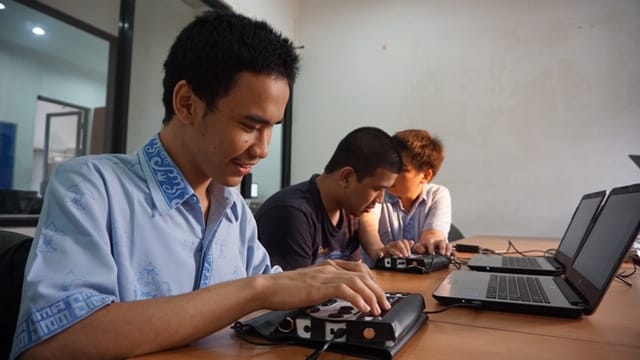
[306,328,347,360]
[451,257,465,269]
[615,274,632,287]
[487,240,554,257]
[480,247,497,254]
[458,241,556,257]
[230,322,297,347]
[618,261,637,278]
[506,240,536,256]
[615,261,637,287]
[425,303,482,314]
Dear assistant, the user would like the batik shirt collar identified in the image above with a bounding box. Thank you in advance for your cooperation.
[138,134,195,214]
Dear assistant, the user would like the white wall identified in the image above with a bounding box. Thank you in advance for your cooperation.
[225,0,300,41]
[294,0,640,237]
[42,0,639,239]
[126,0,198,153]
[225,0,300,202]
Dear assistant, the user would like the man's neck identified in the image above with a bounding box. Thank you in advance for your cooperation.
[158,127,212,208]
[315,174,341,226]
[397,186,424,211]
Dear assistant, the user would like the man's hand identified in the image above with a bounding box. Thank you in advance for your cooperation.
[413,239,453,256]
[257,260,390,315]
[376,239,414,259]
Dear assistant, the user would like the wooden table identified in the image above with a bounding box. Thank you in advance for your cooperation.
[133,236,640,359]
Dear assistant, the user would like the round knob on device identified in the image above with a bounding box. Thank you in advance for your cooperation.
[363,327,376,340]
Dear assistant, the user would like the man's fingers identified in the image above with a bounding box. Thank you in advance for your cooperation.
[308,259,393,314]
[433,240,452,255]
[412,243,426,254]
[389,248,402,257]
[407,240,415,250]
[426,241,436,255]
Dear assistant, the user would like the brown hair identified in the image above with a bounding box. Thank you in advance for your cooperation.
[393,129,445,177]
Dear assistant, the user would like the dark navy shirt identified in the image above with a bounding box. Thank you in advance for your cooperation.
[256,175,361,270]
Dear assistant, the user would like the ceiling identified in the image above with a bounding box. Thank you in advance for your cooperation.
[0,0,109,75]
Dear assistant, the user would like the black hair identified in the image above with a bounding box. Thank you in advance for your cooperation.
[162,10,300,124]
[324,127,403,182]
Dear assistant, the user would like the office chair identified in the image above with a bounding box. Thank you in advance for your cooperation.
[448,223,465,242]
[0,190,43,214]
[0,230,33,359]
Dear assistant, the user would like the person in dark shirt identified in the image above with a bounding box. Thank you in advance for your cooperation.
[256,127,405,270]
[359,129,453,266]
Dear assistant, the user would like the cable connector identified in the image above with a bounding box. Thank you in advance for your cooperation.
[453,244,481,253]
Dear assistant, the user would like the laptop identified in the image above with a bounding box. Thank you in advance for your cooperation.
[467,191,605,275]
[433,183,640,318]
[630,154,640,169]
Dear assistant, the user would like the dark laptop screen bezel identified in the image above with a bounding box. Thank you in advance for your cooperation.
[553,190,606,268]
[564,184,640,315]
[630,154,640,169]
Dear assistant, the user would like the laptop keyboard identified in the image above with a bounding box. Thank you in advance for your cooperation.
[486,274,551,303]
[501,256,542,269]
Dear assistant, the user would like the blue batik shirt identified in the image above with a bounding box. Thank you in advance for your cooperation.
[11,134,279,359]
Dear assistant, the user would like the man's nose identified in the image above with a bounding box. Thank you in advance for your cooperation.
[250,130,270,159]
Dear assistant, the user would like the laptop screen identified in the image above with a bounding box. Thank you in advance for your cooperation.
[555,191,605,263]
[568,184,640,312]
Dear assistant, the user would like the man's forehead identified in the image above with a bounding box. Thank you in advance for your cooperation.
[363,168,398,184]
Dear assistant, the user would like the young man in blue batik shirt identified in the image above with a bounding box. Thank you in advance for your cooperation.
[12,11,389,360]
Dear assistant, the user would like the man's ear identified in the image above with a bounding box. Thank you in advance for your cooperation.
[422,169,434,183]
[338,167,355,187]
[173,80,196,125]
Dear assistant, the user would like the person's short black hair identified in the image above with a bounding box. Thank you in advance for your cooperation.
[324,127,403,181]
[162,11,300,124]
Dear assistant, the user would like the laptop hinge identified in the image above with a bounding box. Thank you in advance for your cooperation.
[546,257,563,270]
[553,277,584,305]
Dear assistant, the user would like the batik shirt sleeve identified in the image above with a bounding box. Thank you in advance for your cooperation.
[240,203,282,275]
[11,160,117,359]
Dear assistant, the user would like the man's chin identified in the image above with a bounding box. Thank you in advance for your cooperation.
[358,207,374,215]
[216,176,243,188]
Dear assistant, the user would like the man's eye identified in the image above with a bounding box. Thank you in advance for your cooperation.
[242,123,260,132]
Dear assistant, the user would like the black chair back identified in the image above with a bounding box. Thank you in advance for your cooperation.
[448,223,465,242]
[0,230,33,359]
